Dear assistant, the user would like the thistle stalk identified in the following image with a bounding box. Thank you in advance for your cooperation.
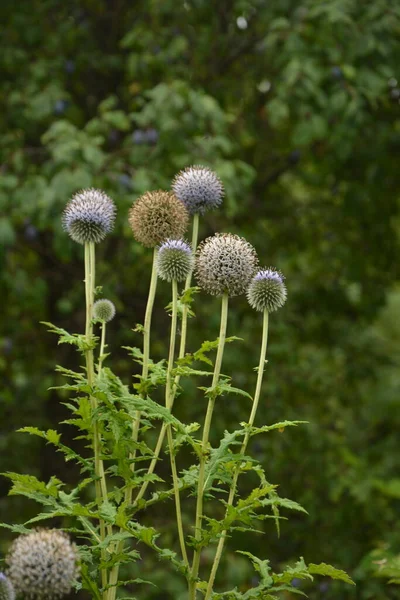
[133,216,199,505]
[84,242,110,595]
[204,309,269,599]
[166,280,189,567]
[107,248,159,600]
[189,293,229,600]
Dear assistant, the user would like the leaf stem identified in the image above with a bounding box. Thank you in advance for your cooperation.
[189,293,229,600]
[204,309,269,599]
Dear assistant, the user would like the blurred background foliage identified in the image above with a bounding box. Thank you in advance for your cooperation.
[1,0,400,598]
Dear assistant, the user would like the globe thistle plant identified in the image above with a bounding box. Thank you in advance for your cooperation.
[6,529,79,600]
[157,239,194,282]
[247,268,287,312]
[195,233,258,297]
[62,188,116,244]
[172,165,224,215]
[0,573,15,600]
[128,191,189,247]
[93,298,116,322]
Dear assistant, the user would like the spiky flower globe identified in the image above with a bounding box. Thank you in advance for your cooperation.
[93,298,116,322]
[172,165,224,215]
[157,239,194,282]
[0,573,15,600]
[195,233,258,297]
[62,188,116,244]
[128,191,189,248]
[6,529,79,600]
[247,268,287,312]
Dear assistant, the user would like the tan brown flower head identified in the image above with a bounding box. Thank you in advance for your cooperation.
[195,233,258,297]
[128,191,189,248]
[6,529,79,599]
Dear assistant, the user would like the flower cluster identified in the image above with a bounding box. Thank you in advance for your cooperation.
[62,188,116,244]
[157,239,194,282]
[172,165,224,215]
[6,529,79,600]
[247,268,287,312]
[195,233,258,297]
[128,190,189,247]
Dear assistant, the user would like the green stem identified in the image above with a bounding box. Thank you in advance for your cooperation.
[189,294,229,600]
[204,310,269,600]
[134,215,199,504]
[166,280,189,566]
[84,243,110,596]
[107,248,158,600]
[98,321,107,377]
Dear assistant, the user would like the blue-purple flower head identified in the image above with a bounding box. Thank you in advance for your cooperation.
[0,573,15,600]
[172,165,224,215]
[157,239,194,282]
[247,268,287,312]
[62,188,116,244]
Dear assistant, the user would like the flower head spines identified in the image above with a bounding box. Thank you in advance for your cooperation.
[0,573,15,600]
[128,191,189,248]
[247,268,287,312]
[62,188,116,245]
[195,233,258,297]
[93,299,116,322]
[6,529,79,600]
[172,165,224,215]
[157,239,194,282]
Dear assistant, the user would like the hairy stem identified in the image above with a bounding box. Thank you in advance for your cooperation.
[107,248,158,599]
[84,242,110,595]
[134,215,199,504]
[189,293,229,600]
[204,310,269,599]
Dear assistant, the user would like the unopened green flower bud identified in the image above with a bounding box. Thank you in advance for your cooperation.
[128,191,189,248]
[157,239,194,282]
[246,268,287,312]
[195,233,258,297]
[93,299,116,322]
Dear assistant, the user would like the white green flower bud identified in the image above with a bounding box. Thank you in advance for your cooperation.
[246,268,287,312]
[195,233,258,297]
[6,529,79,599]
[157,239,194,282]
[93,298,116,322]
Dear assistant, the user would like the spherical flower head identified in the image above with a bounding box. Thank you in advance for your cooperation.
[62,188,116,244]
[128,191,189,248]
[6,529,79,600]
[157,239,194,282]
[247,268,287,312]
[93,298,116,322]
[195,233,258,297]
[172,165,224,215]
[0,573,15,600]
